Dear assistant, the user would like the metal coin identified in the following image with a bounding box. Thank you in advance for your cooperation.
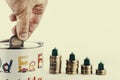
[81,64,93,74]
[66,68,78,71]
[9,35,24,49]
[81,70,93,74]
[66,60,79,75]
[66,65,79,69]
[96,69,106,75]
[81,65,92,70]
[49,55,62,74]
[66,71,78,74]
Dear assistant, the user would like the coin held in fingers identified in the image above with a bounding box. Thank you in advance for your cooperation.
[9,35,24,49]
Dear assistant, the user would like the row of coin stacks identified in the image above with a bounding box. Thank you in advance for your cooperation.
[49,48,106,75]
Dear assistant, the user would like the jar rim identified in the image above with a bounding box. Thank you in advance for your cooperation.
[0,41,43,49]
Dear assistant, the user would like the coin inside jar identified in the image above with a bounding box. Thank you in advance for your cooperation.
[9,35,24,49]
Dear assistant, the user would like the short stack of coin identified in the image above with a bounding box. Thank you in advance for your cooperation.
[96,62,106,75]
[81,65,92,74]
[81,57,92,74]
[49,48,62,74]
[66,53,79,74]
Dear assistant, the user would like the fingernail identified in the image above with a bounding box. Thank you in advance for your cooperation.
[19,32,28,40]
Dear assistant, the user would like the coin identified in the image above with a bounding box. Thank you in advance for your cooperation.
[49,55,62,74]
[49,70,61,74]
[66,65,79,69]
[81,70,92,74]
[66,60,79,74]
[66,70,78,75]
[81,65,92,69]
[96,69,106,75]
[49,67,61,74]
[66,67,78,71]
[81,65,93,74]
[9,35,24,49]
[50,64,61,68]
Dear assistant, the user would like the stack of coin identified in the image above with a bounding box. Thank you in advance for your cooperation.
[81,57,92,74]
[49,48,62,74]
[81,65,92,74]
[66,53,79,74]
[96,62,106,75]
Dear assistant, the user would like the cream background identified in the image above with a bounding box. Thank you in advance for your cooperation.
[0,0,120,80]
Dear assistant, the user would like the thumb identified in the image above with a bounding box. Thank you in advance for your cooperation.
[16,10,29,40]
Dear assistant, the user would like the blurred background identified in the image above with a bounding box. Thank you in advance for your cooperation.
[0,0,120,79]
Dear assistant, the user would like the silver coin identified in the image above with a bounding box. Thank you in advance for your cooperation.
[9,35,24,49]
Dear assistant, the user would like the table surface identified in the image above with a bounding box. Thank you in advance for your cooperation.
[43,52,120,80]
[43,65,120,80]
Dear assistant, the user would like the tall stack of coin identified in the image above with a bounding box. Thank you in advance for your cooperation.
[66,53,79,74]
[81,57,92,74]
[49,48,62,74]
[96,62,106,75]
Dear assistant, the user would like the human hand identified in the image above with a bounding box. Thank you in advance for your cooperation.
[6,0,48,40]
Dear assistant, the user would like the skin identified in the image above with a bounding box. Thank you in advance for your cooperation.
[6,0,48,40]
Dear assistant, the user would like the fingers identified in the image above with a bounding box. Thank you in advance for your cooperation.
[9,14,17,21]
[29,2,48,34]
[32,4,44,14]
[16,9,30,40]
[10,8,30,40]
[32,0,48,14]
[11,14,29,40]
[16,20,29,40]
[16,23,29,40]
[7,0,29,40]
[10,14,29,41]
[6,0,28,15]
[28,5,43,36]
[9,0,48,40]
[12,26,16,34]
